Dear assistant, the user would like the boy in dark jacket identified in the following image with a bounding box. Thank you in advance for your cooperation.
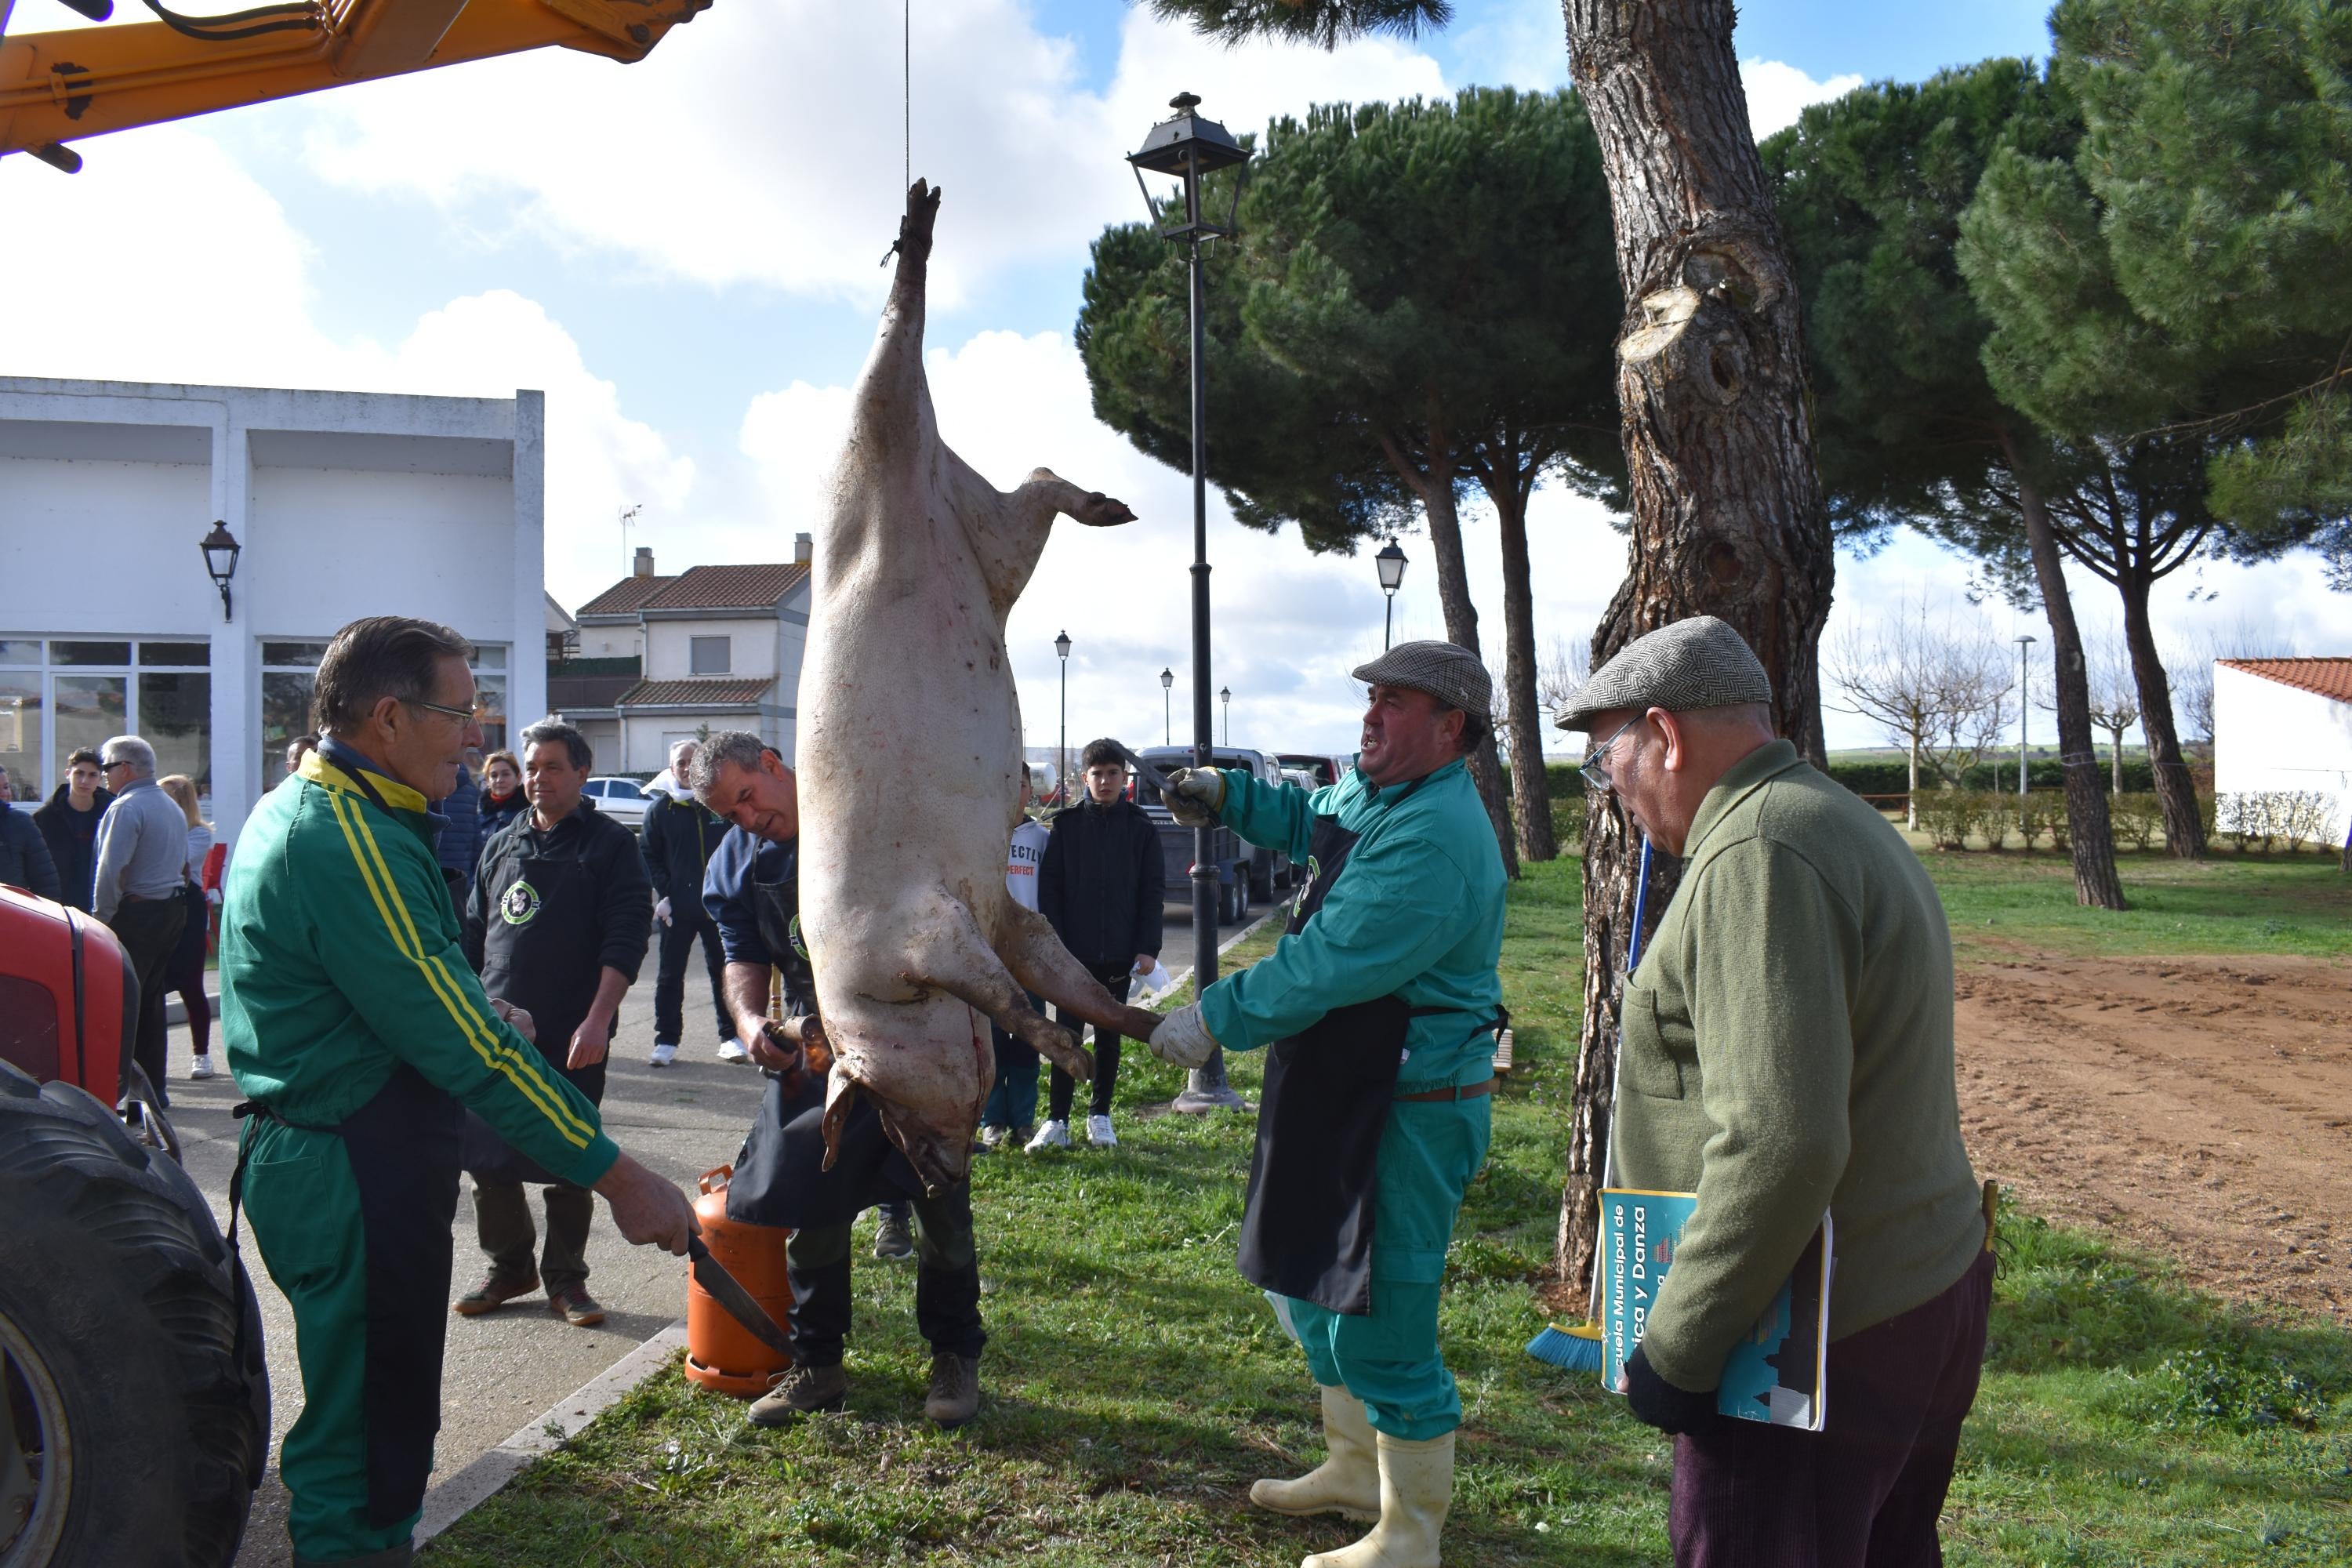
[32,749,112,911]
[642,739,739,1067]
[1029,738,1163,1150]
[0,768,62,901]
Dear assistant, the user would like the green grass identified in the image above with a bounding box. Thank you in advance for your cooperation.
[426,858,2352,1566]
[1918,848,2350,963]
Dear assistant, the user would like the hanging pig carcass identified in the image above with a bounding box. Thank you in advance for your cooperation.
[797,180,1165,1194]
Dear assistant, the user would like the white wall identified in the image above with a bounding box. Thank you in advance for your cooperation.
[2213,663,2352,845]
[644,615,781,681]
[0,377,542,848]
[575,622,642,660]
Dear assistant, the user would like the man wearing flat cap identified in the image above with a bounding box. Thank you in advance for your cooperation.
[1148,640,1508,1568]
[1561,615,1991,1568]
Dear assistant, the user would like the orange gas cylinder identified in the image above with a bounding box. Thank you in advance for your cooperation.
[683,1165,796,1396]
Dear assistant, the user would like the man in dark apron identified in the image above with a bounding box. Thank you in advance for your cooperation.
[1150,642,1508,1568]
[686,731,987,1430]
[458,718,652,1327]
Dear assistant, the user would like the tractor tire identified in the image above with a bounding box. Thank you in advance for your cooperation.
[0,1062,269,1568]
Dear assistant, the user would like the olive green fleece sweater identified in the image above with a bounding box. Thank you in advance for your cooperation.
[1613,739,1984,1393]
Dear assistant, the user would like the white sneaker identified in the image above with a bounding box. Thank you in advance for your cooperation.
[1025,1120,1073,1152]
[978,1124,1011,1151]
[717,1037,751,1063]
[649,1041,679,1068]
[1086,1113,1118,1148]
[189,1054,216,1081]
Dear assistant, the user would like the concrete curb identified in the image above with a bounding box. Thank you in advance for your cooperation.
[415,1319,690,1548]
[165,988,220,1027]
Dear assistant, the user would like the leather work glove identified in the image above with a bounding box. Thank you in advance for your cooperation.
[1149,1003,1218,1069]
[655,895,673,927]
[1162,767,1226,829]
[1622,1344,1717,1436]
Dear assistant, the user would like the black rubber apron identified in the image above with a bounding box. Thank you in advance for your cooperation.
[1238,778,1436,1317]
[462,822,609,1186]
[723,847,927,1229]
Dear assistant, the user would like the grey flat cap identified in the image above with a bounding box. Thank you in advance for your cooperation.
[1352,640,1491,717]
[1555,615,1772,730]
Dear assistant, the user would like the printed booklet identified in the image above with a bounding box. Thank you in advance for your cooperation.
[1599,1188,1834,1431]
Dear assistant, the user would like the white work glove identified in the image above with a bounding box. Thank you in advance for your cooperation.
[655,895,673,927]
[1162,767,1226,829]
[1149,1003,1218,1069]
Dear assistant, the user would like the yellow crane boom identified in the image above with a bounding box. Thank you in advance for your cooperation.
[0,0,713,170]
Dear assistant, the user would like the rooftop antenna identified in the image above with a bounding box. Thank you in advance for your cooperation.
[619,503,642,574]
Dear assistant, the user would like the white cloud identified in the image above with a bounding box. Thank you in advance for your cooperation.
[1740,57,1864,140]
[297,2,1448,307]
[0,124,695,608]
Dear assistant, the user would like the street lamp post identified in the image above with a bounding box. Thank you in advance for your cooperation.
[1131,91,1250,1112]
[1055,630,1072,805]
[1375,539,1406,650]
[1220,685,1231,746]
[198,521,241,623]
[1161,666,1174,746]
[2015,634,2036,804]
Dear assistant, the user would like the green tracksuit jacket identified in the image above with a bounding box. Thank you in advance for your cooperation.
[222,750,618,1181]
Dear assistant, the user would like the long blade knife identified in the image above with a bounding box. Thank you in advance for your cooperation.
[688,1235,794,1359]
[1108,739,1181,796]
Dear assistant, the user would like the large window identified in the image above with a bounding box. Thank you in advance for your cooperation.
[689,635,731,675]
[0,639,211,808]
[260,639,507,787]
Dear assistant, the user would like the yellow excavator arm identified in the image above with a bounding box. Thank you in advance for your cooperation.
[0,0,713,170]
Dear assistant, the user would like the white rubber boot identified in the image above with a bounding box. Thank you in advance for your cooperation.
[1249,1385,1380,1523]
[1301,1430,1454,1568]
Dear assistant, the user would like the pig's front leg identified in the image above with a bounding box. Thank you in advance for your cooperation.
[1002,906,1168,1044]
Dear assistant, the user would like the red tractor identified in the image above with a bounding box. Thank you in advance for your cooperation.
[0,884,270,1567]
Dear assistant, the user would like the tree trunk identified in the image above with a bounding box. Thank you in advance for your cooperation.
[2110,728,2124,795]
[1906,734,1919,831]
[2008,445,2125,909]
[2116,568,2206,858]
[1387,434,1521,877]
[1554,0,1838,1298]
[1494,480,1559,862]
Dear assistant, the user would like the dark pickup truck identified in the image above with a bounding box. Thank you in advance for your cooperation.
[1132,745,1298,916]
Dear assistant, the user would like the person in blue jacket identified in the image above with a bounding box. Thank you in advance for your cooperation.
[1151,641,1507,1568]
[0,766,62,901]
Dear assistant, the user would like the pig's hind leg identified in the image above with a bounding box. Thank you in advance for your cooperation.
[902,890,1094,1082]
[1000,905,1166,1046]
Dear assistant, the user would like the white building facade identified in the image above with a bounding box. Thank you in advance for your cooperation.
[0,376,545,846]
[2212,658,2352,847]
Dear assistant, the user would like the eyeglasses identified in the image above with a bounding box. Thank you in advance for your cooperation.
[1578,713,1644,792]
[405,698,477,724]
[100,758,134,774]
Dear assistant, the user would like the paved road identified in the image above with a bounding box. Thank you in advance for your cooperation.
[176,894,1247,1564]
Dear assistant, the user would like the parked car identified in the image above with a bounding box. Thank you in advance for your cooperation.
[582,775,651,829]
[1134,746,1294,906]
[1276,752,1353,790]
[1280,768,1319,794]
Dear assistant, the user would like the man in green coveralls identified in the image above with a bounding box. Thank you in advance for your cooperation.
[222,617,699,1567]
[1150,641,1507,1568]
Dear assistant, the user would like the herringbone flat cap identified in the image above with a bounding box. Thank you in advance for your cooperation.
[1352,640,1491,717]
[1554,615,1772,730]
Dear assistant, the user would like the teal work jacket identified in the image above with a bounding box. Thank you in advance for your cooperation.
[1200,757,1507,1093]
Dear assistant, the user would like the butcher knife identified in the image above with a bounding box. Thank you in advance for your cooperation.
[687,1235,794,1359]
[1107,739,1181,797]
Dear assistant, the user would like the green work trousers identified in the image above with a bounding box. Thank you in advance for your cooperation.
[473,1177,594,1294]
[240,1067,462,1564]
[1279,1095,1490,1441]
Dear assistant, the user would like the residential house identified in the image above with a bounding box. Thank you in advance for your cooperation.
[2213,658,2352,848]
[559,536,812,774]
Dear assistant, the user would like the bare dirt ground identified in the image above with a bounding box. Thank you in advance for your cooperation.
[1955,952,2352,1325]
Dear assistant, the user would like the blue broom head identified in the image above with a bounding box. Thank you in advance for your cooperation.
[1525,1321,1605,1374]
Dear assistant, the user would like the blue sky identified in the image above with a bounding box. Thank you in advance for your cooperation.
[4,0,2332,756]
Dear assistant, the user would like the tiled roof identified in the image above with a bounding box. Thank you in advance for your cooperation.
[615,677,772,707]
[576,575,676,617]
[641,563,808,612]
[2220,658,2352,705]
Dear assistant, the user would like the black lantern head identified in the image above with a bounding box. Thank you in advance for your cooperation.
[1375,539,1407,593]
[199,520,241,622]
[1129,91,1251,241]
[1055,630,1073,661]
[1220,685,1231,704]
[1160,666,1174,691]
